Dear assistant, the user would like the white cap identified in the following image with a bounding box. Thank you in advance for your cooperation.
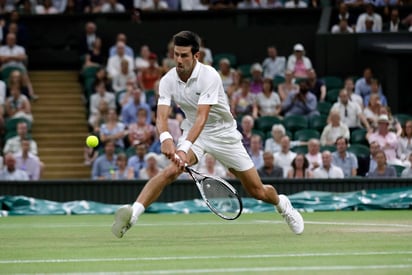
[144,152,159,162]
[250,63,263,73]
[294,43,304,51]
[377,114,389,123]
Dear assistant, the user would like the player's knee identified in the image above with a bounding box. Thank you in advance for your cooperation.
[163,164,182,181]
[248,187,266,201]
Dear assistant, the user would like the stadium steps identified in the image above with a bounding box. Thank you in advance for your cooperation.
[30,71,91,180]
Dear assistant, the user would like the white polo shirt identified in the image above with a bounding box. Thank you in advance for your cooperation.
[313,165,344,179]
[0,45,26,69]
[331,101,362,128]
[158,61,236,136]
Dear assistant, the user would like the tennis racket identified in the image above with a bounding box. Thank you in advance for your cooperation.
[175,154,243,220]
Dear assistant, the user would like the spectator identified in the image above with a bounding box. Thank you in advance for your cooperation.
[0,33,37,100]
[138,152,162,179]
[356,3,382,33]
[239,115,255,152]
[80,21,98,55]
[366,140,380,176]
[363,79,387,107]
[257,151,283,178]
[226,69,242,100]
[370,106,402,137]
[363,93,381,127]
[237,0,260,8]
[135,44,151,71]
[7,69,31,101]
[401,153,412,178]
[3,121,38,156]
[284,0,308,8]
[274,135,297,178]
[332,136,358,178]
[111,153,134,180]
[277,70,299,102]
[91,140,117,180]
[14,138,41,180]
[281,80,319,118]
[383,8,407,32]
[230,78,257,119]
[367,114,403,166]
[4,80,33,122]
[35,0,59,14]
[249,134,264,170]
[249,63,264,94]
[180,0,209,11]
[0,153,29,180]
[106,41,134,79]
[331,89,370,132]
[331,19,354,34]
[137,52,162,93]
[307,69,326,102]
[199,38,213,66]
[313,150,344,179]
[161,40,176,75]
[83,37,105,70]
[127,142,148,178]
[287,154,313,179]
[128,107,157,148]
[262,45,286,79]
[355,67,382,101]
[261,0,283,8]
[367,150,397,178]
[121,88,152,126]
[305,138,322,171]
[255,78,281,117]
[99,108,128,149]
[401,12,412,32]
[332,2,356,29]
[88,80,116,129]
[217,58,236,93]
[286,43,312,79]
[112,59,136,93]
[398,120,412,163]
[94,66,112,92]
[101,0,126,12]
[139,0,169,10]
[320,109,350,146]
[198,153,228,178]
[109,33,134,59]
[342,77,363,109]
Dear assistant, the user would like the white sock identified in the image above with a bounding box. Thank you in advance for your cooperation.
[131,202,145,224]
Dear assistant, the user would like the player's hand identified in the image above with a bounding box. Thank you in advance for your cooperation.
[160,139,176,160]
[175,151,188,171]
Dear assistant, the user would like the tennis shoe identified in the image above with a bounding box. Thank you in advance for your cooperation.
[278,195,304,235]
[111,205,133,238]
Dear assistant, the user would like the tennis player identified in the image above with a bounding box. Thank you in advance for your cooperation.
[112,31,304,237]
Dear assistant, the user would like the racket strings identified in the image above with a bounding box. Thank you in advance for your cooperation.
[202,178,241,218]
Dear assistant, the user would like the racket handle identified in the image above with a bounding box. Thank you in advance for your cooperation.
[174,153,188,168]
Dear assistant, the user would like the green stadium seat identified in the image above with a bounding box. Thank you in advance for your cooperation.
[317,101,332,115]
[5,117,32,133]
[320,145,336,152]
[213,53,237,68]
[322,76,343,90]
[392,165,405,177]
[393,113,412,127]
[252,129,266,142]
[294,129,320,141]
[283,115,308,133]
[326,88,341,103]
[291,145,308,154]
[273,75,285,89]
[1,66,23,82]
[347,144,370,159]
[254,116,283,133]
[237,64,252,79]
[350,128,368,146]
[309,114,327,132]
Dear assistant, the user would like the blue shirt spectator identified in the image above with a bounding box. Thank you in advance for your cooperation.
[120,89,152,126]
[282,82,319,118]
[91,141,117,179]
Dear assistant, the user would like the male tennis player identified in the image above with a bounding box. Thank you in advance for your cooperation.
[112,31,304,237]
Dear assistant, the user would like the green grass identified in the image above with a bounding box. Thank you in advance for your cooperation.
[0,211,412,274]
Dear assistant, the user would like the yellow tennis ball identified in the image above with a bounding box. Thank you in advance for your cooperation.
[86,135,99,148]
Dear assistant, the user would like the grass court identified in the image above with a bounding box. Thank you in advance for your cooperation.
[1,210,412,274]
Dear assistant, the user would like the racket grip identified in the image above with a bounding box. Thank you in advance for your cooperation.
[174,153,188,168]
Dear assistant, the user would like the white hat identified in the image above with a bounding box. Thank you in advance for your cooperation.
[378,114,389,124]
[144,152,159,162]
[293,43,304,51]
[250,63,263,73]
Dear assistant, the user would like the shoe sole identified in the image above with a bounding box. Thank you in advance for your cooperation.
[111,205,132,238]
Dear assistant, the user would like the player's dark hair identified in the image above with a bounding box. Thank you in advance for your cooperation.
[173,31,201,55]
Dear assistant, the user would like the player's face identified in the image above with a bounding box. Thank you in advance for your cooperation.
[174,45,198,80]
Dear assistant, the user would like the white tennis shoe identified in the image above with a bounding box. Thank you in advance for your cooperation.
[278,195,304,235]
[111,205,133,238]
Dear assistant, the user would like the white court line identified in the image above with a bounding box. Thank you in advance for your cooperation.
[1,220,412,229]
[12,264,412,275]
[2,251,412,264]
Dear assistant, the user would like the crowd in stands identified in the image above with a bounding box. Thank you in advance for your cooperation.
[1,0,412,181]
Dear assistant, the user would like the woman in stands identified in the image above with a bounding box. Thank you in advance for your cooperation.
[287,153,313,179]
[367,150,397,178]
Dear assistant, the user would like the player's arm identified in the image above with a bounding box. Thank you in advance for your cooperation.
[157,104,175,160]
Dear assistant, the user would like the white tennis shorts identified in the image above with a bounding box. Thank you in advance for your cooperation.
[178,129,254,172]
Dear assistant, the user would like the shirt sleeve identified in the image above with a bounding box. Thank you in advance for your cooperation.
[198,69,220,105]
[157,76,172,106]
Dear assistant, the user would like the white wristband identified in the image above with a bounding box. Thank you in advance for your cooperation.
[159,132,173,143]
[178,140,192,154]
